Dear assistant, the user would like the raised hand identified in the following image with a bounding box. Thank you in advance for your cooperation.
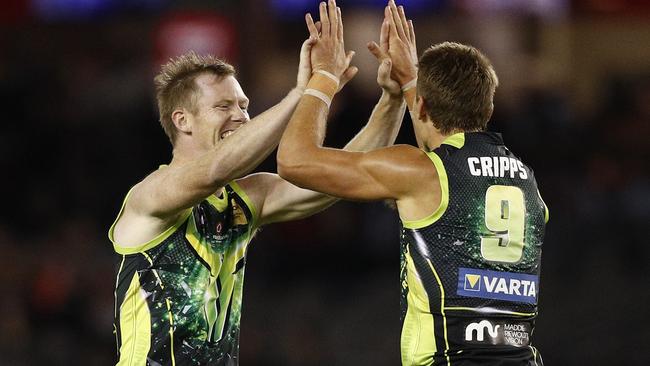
[296,37,318,92]
[367,19,401,97]
[384,0,418,87]
[305,0,355,80]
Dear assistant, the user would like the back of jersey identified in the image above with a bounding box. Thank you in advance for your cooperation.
[399,132,548,366]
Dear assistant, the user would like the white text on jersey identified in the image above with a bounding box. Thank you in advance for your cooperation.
[467,157,528,179]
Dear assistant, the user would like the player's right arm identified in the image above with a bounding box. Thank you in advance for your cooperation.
[112,40,331,245]
[127,89,305,219]
[278,0,440,222]
[124,36,362,222]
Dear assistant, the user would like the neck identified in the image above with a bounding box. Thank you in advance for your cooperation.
[170,146,190,166]
[170,138,206,165]
[422,128,467,151]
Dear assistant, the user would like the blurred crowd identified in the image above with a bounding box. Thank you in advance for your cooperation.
[1,1,649,365]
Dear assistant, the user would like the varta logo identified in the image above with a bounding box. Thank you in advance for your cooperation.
[465,320,500,341]
[464,274,481,291]
[457,268,539,304]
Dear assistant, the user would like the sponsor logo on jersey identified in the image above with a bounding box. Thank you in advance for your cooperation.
[464,274,481,291]
[457,267,538,304]
[464,319,531,347]
[465,320,500,342]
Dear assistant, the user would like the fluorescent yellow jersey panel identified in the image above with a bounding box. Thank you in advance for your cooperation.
[400,132,548,366]
[109,182,257,366]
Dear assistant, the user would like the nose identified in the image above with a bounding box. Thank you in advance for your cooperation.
[231,106,249,123]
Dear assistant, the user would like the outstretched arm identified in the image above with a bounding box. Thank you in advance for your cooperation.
[276,0,429,202]
[123,31,368,223]
[123,39,316,223]
[241,4,407,226]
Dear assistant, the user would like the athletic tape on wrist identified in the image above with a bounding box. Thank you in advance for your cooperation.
[401,78,417,92]
[306,72,339,103]
[315,70,340,85]
[304,89,332,108]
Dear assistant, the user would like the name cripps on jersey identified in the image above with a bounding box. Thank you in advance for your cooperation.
[399,132,548,366]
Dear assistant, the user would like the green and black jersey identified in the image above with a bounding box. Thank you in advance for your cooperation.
[400,132,548,366]
[108,181,258,366]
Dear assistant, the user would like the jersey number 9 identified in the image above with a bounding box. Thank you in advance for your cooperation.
[480,185,525,263]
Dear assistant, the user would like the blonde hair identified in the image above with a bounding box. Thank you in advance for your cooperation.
[154,51,235,144]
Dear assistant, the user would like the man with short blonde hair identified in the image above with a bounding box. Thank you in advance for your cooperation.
[109,17,408,364]
[154,52,236,143]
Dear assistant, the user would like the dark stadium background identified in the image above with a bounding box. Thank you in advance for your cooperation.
[1,0,649,364]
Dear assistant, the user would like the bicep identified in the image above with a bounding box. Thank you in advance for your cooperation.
[281,145,425,202]
[236,173,337,226]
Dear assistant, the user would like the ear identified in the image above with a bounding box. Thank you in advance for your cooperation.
[416,96,428,123]
[171,109,192,134]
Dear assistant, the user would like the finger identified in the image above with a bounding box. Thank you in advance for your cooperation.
[300,38,315,60]
[388,1,406,40]
[380,19,389,53]
[328,0,338,39]
[302,38,315,50]
[305,13,319,39]
[409,20,416,46]
[377,58,392,83]
[319,1,330,38]
[344,50,356,69]
[337,7,343,42]
[409,20,417,49]
[398,5,410,41]
[385,6,399,41]
[315,21,322,34]
[299,38,314,67]
[367,41,388,61]
[339,66,359,90]
[304,37,317,48]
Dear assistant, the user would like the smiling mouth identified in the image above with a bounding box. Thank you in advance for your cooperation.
[220,130,235,139]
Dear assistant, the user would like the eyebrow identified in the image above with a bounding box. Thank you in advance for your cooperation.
[214,98,249,106]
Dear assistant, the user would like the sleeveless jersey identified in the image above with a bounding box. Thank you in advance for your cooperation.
[399,132,548,366]
[108,181,258,366]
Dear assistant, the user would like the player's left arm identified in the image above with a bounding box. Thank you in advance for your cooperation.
[275,1,429,204]
[237,88,404,226]
[235,2,406,226]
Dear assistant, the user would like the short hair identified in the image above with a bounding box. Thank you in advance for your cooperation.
[417,42,498,134]
[154,51,236,144]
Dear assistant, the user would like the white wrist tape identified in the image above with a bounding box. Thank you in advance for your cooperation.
[315,70,340,86]
[304,88,332,108]
[401,78,417,92]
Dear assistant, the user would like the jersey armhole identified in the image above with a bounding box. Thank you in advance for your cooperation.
[229,180,260,230]
[537,189,550,223]
[401,151,450,229]
[108,187,192,255]
[108,186,135,245]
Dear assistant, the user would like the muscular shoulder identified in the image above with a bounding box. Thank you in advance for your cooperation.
[112,175,186,248]
[363,144,439,194]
